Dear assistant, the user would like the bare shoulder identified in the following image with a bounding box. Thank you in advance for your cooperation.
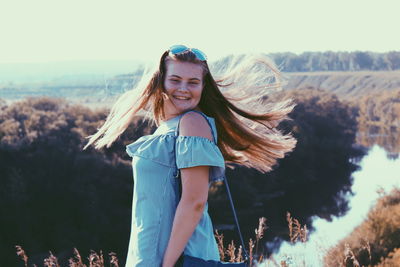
[178,111,213,142]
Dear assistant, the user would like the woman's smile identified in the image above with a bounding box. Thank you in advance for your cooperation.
[163,60,204,118]
[173,95,191,100]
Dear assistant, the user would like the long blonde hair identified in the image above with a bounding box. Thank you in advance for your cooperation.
[83,49,297,174]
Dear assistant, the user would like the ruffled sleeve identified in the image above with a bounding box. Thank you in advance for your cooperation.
[175,135,225,183]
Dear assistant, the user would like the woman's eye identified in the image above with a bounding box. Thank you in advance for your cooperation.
[169,79,198,85]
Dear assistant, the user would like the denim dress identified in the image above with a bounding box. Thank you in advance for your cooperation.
[124,109,225,267]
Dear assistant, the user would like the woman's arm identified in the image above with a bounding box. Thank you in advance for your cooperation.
[162,112,214,267]
[161,165,209,267]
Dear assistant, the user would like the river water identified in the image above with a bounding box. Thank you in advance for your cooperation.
[258,144,400,266]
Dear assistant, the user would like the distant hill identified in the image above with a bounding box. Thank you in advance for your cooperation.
[268,51,400,72]
[209,51,400,72]
[1,51,400,107]
[283,70,400,99]
[1,51,399,84]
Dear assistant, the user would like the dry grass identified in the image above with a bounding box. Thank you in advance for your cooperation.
[14,189,400,267]
[15,246,119,267]
[324,186,400,267]
[13,214,282,267]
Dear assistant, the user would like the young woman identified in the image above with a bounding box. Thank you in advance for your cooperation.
[83,44,297,267]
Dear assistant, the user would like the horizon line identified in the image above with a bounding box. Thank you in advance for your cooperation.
[1,49,399,65]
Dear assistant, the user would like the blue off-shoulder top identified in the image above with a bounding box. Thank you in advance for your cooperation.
[124,109,225,267]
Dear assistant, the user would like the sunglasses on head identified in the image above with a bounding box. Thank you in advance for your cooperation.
[168,44,207,61]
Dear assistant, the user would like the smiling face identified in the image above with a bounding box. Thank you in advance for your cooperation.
[162,59,205,120]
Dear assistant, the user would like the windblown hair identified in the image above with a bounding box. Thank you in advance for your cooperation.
[83,48,297,173]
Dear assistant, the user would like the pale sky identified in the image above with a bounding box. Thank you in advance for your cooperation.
[1,0,399,64]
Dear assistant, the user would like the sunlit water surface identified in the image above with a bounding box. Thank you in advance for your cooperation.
[258,144,400,267]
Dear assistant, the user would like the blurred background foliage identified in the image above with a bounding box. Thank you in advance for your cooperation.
[0,86,399,265]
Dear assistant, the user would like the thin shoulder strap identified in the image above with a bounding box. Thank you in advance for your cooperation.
[173,109,250,263]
